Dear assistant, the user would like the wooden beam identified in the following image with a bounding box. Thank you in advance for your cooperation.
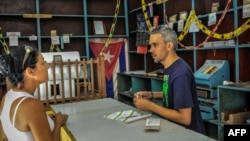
[23,14,52,18]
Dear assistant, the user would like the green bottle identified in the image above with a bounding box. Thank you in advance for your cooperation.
[162,75,169,107]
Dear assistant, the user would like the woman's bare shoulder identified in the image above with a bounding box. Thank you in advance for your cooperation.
[19,97,45,114]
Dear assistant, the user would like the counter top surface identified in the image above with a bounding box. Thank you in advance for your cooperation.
[51,98,217,141]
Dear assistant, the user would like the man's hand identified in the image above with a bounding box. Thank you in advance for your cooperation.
[133,91,152,100]
[133,91,153,111]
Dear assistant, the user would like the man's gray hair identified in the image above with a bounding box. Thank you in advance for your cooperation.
[150,25,178,48]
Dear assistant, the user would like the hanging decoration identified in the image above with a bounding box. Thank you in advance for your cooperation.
[49,44,61,52]
[0,27,10,55]
[99,0,121,56]
[178,0,232,48]
[141,0,250,48]
[49,30,61,52]
[141,0,153,31]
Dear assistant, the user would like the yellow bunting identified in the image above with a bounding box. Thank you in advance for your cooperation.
[0,26,10,54]
[178,10,195,41]
[156,0,168,5]
[141,0,153,31]
[99,0,121,56]
[141,0,250,48]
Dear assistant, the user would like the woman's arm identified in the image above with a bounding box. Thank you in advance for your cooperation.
[20,98,55,141]
[52,112,68,141]
[2,129,8,141]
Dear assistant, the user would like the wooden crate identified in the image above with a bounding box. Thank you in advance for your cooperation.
[221,109,250,125]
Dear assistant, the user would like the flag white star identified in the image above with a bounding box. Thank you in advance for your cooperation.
[103,50,114,63]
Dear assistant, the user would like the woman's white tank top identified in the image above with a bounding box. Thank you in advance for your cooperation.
[0,89,54,141]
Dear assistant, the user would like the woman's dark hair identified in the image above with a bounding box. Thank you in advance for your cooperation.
[0,45,38,87]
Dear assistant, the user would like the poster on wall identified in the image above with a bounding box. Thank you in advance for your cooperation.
[243,4,250,18]
[243,0,250,18]
[137,13,147,31]
[6,32,20,46]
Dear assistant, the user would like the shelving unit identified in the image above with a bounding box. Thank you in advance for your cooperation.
[127,0,165,72]
[217,84,250,141]
[0,0,129,59]
[117,72,162,106]
[127,0,250,81]
[0,0,129,99]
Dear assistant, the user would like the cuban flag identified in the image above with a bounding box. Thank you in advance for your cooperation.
[89,39,127,98]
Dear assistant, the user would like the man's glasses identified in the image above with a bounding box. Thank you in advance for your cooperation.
[22,45,33,69]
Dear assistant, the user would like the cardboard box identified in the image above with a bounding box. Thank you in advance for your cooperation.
[221,109,250,125]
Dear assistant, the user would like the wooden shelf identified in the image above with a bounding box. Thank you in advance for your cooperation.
[0,0,128,59]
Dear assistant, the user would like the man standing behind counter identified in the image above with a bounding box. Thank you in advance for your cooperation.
[133,25,206,135]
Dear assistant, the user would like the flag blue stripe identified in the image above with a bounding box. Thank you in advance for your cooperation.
[119,42,126,72]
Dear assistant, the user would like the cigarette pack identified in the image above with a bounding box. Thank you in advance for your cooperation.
[145,118,160,131]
